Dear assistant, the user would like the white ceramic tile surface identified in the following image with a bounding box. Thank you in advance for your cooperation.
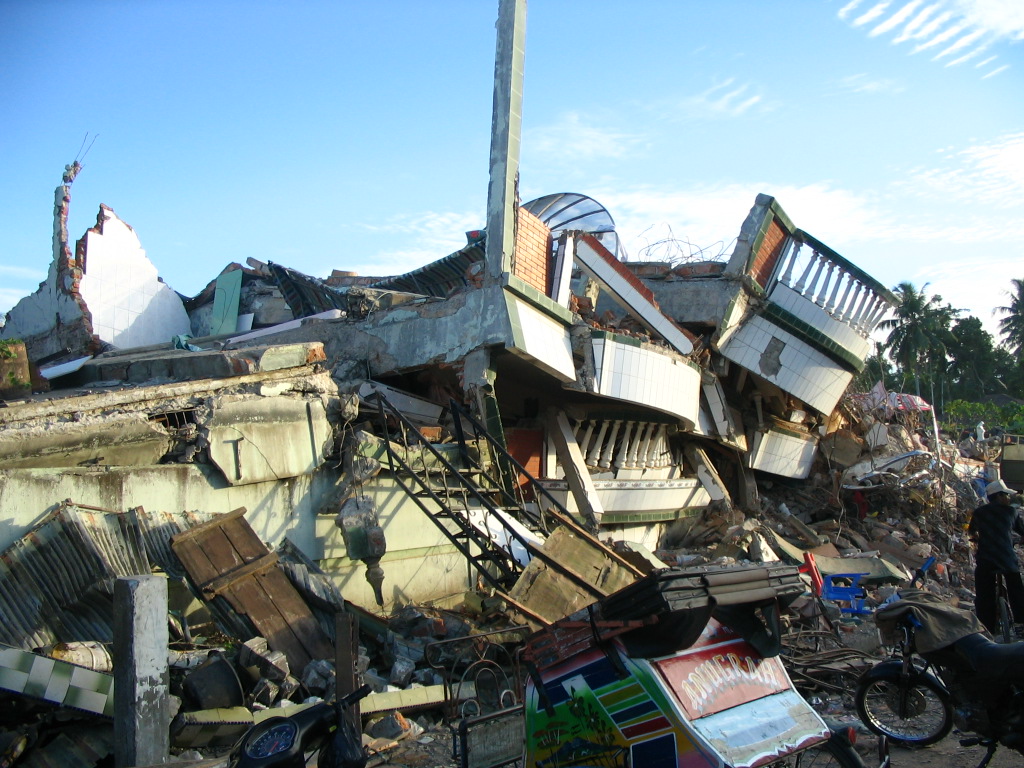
[721,316,854,414]
[78,208,191,349]
[591,337,701,426]
[514,297,576,381]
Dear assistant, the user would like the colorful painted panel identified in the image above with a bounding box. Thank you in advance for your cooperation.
[651,619,829,768]
[683,689,829,768]
[654,640,789,720]
[524,645,717,768]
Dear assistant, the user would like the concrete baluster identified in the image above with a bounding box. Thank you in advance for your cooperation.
[587,420,610,467]
[599,420,621,469]
[614,422,635,470]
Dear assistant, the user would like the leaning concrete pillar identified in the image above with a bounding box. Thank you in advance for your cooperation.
[114,575,169,767]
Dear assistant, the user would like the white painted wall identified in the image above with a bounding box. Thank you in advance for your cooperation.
[78,207,191,348]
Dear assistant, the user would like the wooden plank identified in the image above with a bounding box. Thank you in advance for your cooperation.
[197,528,247,574]
[171,508,247,543]
[256,570,333,662]
[171,511,333,673]
[225,575,312,672]
[220,517,269,561]
[202,553,279,598]
[171,536,222,587]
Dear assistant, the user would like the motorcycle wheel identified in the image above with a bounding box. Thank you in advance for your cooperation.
[855,672,952,747]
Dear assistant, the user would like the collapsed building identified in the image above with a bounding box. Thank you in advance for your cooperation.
[5,2,988,764]
[0,162,918,763]
[0,167,900,611]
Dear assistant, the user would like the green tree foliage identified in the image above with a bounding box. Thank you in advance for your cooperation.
[996,277,1024,358]
[944,400,1024,436]
[877,282,959,396]
[945,316,998,400]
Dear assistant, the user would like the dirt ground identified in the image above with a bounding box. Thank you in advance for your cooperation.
[845,730,1020,768]
[374,727,1024,768]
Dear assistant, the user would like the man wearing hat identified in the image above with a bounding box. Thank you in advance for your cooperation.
[968,479,1024,634]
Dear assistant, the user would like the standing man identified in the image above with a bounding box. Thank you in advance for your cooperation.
[969,479,1024,634]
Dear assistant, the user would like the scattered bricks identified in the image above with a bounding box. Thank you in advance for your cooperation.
[279,676,300,700]
[412,668,444,687]
[389,634,426,664]
[368,710,413,741]
[249,678,279,709]
[389,605,427,635]
[301,659,334,697]
[389,657,416,688]
[410,617,448,638]
[239,637,290,682]
[443,614,471,639]
[362,668,390,693]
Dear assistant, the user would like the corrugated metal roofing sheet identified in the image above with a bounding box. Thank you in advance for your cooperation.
[0,503,221,650]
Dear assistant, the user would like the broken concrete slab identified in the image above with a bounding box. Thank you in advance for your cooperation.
[80,340,327,385]
[206,394,333,485]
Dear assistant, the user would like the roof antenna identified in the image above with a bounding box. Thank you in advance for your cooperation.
[74,132,99,166]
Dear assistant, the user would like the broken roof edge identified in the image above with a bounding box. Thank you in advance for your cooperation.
[575,233,698,356]
[367,240,486,298]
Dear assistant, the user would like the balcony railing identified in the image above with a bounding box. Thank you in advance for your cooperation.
[769,230,897,337]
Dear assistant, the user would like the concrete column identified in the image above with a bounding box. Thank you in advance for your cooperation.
[484,0,528,281]
[114,575,169,768]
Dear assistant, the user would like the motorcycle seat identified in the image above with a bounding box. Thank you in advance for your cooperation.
[950,632,1024,686]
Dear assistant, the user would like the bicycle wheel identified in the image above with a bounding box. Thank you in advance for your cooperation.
[997,595,1014,643]
[855,671,952,747]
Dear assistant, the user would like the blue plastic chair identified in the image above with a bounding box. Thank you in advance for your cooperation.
[821,571,872,615]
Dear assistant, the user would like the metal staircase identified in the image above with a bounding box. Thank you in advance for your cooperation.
[372,393,612,597]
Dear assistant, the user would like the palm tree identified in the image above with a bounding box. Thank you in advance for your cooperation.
[995,278,1024,358]
[877,282,959,396]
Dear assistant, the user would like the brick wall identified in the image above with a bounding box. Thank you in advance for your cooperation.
[750,218,787,289]
[512,208,552,295]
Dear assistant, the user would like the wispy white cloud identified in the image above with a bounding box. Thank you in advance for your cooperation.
[839,73,907,93]
[525,112,644,163]
[932,26,987,59]
[892,3,945,42]
[358,210,481,244]
[675,78,764,119]
[839,0,864,22]
[841,0,1018,76]
[336,209,487,276]
[870,0,925,35]
[912,20,969,52]
[946,39,991,65]
[982,64,1010,77]
[955,0,1024,39]
[897,132,1024,208]
[591,182,898,263]
[853,2,894,28]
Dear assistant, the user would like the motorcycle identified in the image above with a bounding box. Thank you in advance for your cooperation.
[228,684,371,768]
[854,589,1024,768]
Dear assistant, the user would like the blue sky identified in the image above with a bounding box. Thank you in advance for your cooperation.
[2,1,1022,344]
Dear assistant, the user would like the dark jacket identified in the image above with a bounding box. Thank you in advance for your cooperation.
[969,500,1024,572]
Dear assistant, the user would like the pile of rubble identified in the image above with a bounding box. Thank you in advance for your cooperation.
[0,387,1013,767]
